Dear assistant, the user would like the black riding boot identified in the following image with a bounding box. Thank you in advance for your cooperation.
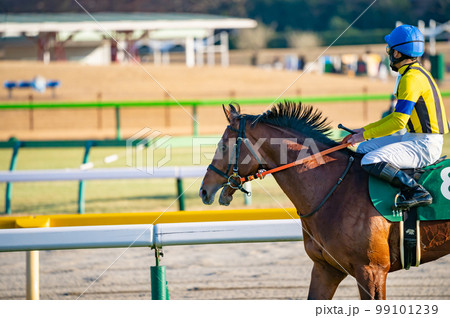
[362,162,432,209]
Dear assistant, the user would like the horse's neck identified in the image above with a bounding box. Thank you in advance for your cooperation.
[252,126,348,214]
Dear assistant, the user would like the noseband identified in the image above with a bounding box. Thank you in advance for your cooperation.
[208,117,264,196]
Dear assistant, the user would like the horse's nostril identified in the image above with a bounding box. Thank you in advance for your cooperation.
[201,189,207,197]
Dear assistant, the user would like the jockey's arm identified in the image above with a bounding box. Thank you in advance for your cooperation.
[362,75,421,140]
[363,112,392,131]
[362,111,410,139]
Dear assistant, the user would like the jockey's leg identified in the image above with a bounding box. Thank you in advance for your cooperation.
[359,133,442,209]
[362,162,432,209]
[356,129,405,154]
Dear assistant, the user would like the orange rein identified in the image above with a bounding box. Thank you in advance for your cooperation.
[240,142,351,182]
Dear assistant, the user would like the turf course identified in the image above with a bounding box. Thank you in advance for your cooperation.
[1,136,449,215]
[0,145,293,215]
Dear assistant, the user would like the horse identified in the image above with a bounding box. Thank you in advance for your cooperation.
[199,101,450,300]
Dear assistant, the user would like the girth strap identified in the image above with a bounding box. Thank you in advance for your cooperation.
[299,156,354,218]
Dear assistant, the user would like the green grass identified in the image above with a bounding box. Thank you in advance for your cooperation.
[1,134,449,216]
[0,146,293,215]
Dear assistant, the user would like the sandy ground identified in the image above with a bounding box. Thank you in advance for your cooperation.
[0,61,399,102]
[1,61,449,140]
[0,242,449,300]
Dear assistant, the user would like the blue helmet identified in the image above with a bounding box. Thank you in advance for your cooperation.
[384,25,425,57]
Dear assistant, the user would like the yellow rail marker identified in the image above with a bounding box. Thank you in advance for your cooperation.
[0,208,299,229]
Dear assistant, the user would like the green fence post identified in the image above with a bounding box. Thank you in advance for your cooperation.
[115,106,121,140]
[176,178,185,211]
[430,54,445,82]
[77,141,93,214]
[192,104,198,137]
[5,141,21,215]
[150,248,169,300]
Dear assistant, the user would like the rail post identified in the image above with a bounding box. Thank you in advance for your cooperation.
[176,178,185,211]
[150,248,169,300]
[78,141,93,214]
[28,94,34,131]
[362,86,368,122]
[163,92,171,127]
[97,92,103,130]
[26,250,39,300]
[5,140,21,214]
[243,182,252,205]
[115,106,121,140]
[21,218,49,300]
[192,104,198,137]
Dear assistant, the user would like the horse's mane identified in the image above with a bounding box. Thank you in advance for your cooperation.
[241,100,339,147]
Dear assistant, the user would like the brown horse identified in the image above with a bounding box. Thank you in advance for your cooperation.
[199,101,450,300]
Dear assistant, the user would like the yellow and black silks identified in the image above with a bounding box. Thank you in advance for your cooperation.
[363,62,449,139]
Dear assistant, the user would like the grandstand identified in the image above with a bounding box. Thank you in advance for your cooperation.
[0,13,257,66]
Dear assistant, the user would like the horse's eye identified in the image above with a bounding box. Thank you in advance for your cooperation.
[220,144,227,152]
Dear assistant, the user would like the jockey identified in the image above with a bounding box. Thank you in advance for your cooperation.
[343,24,449,209]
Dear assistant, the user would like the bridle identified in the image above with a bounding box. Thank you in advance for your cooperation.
[208,117,262,196]
[207,117,355,217]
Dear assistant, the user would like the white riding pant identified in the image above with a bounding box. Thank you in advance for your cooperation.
[357,129,444,169]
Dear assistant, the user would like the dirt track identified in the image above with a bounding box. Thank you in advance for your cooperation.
[0,61,399,102]
[1,242,449,300]
[2,61,449,140]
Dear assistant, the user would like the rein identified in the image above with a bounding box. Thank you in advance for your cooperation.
[241,142,351,183]
[208,118,355,217]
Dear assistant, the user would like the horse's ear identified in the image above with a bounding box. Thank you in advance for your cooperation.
[222,104,232,123]
[223,103,241,123]
[229,103,240,115]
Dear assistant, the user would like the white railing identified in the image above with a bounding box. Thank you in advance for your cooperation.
[0,166,253,213]
[0,219,302,252]
[0,218,303,299]
[0,166,208,182]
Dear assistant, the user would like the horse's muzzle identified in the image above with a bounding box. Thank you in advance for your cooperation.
[199,181,224,205]
[199,188,214,205]
[218,186,235,206]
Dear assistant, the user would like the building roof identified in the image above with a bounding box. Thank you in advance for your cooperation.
[0,12,257,36]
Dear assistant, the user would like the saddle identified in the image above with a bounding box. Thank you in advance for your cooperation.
[401,155,447,183]
[368,156,450,270]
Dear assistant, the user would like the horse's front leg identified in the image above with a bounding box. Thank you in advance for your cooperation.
[355,265,388,300]
[307,260,347,299]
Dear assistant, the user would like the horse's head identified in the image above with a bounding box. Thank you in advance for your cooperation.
[199,104,263,206]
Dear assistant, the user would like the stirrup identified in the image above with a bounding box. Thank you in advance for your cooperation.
[392,191,432,210]
[393,192,408,211]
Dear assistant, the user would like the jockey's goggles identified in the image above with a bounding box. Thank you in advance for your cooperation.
[386,40,425,55]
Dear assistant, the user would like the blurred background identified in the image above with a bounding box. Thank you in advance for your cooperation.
[0,0,449,215]
[1,0,450,302]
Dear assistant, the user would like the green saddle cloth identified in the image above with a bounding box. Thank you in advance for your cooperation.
[369,159,450,222]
